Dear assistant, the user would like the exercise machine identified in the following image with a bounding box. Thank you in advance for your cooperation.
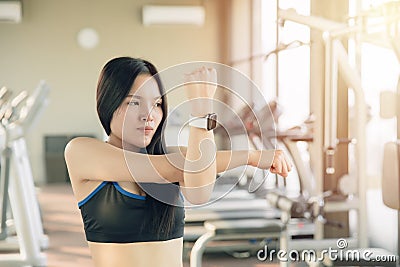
[262,2,400,265]
[0,81,50,267]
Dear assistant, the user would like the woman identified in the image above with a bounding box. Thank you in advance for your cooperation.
[64,57,292,267]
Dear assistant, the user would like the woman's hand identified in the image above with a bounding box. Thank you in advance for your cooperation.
[250,150,293,178]
[184,66,217,117]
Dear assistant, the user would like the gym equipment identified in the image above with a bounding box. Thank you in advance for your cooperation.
[190,218,287,267]
[191,3,399,267]
[0,81,50,267]
[185,105,314,267]
[185,173,292,267]
[380,75,400,264]
[274,0,400,248]
[0,89,28,241]
[276,7,369,248]
[0,86,13,241]
[266,3,400,265]
[188,3,400,265]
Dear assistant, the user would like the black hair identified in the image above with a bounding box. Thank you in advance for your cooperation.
[96,56,178,238]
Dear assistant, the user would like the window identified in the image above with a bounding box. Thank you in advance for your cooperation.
[349,0,399,178]
[261,0,311,130]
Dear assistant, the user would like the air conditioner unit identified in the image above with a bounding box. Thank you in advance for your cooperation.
[0,1,22,23]
[142,5,205,26]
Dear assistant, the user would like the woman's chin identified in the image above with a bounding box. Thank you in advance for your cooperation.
[139,139,152,149]
[122,133,154,150]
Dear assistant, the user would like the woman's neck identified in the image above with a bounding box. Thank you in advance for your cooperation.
[107,134,141,152]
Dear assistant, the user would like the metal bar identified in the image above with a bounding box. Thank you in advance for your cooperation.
[279,8,400,38]
[323,35,338,175]
[212,232,282,241]
[8,149,47,266]
[280,229,289,267]
[278,8,346,32]
[190,231,215,267]
[0,146,11,240]
[324,37,332,149]
[288,237,358,251]
[334,39,368,248]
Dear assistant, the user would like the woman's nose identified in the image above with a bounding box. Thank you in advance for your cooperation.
[140,103,155,121]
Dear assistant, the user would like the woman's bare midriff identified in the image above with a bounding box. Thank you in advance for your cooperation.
[74,180,183,267]
[88,237,183,267]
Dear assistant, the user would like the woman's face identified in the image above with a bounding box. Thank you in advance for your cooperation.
[110,74,163,151]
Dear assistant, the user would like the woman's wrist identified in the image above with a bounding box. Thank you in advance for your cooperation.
[248,150,260,167]
[190,97,213,117]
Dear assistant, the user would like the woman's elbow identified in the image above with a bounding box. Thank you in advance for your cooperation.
[181,182,214,205]
[184,193,212,205]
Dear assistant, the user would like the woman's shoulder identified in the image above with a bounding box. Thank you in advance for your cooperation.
[68,136,99,146]
[64,137,109,183]
[64,137,102,160]
[65,137,101,150]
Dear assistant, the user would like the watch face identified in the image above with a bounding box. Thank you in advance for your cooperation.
[207,113,217,130]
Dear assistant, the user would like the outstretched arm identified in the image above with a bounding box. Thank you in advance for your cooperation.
[65,138,291,180]
[65,139,290,183]
[180,148,290,203]
[167,146,291,180]
[64,137,185,184]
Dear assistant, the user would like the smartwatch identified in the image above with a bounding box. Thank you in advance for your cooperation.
[189,113,217,131]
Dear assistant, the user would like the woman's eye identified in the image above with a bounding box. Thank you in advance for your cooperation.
[155,102,162,107]
[128,101,139,106]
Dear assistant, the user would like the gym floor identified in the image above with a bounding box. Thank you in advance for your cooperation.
[37,183,289,267]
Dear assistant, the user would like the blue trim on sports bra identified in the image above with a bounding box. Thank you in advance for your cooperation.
[112,182,146,200]
[78,181,147,208]
[78,181,108,207]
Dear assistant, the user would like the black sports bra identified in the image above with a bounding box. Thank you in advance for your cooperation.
[78,181,185,243]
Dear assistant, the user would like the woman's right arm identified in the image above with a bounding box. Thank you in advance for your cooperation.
[64,137,184,183]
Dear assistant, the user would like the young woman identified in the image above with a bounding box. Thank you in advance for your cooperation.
[64,57,292,267]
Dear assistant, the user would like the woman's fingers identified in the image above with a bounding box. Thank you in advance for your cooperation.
[281,159,289,177]
[270,158,281,174]
[185,67,216,84]
[270,161,287,177]
[186,67,211,79]
[184,67,217,102]
[270,150,291,178]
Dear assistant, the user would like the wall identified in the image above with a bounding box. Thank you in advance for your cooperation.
[0,0,223,183]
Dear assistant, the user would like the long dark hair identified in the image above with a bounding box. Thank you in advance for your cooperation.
[96,56,178,238]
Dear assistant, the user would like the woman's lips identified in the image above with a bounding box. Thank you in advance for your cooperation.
[138,127,153,135]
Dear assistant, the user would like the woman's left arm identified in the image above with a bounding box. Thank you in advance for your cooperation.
[216,149,291,176]
[168,146,292,182]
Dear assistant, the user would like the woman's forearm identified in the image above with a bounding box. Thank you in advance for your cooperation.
[182,127,217,203]
[215,150,252,172]
[124,146,276,186]
[162,149,273,182]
